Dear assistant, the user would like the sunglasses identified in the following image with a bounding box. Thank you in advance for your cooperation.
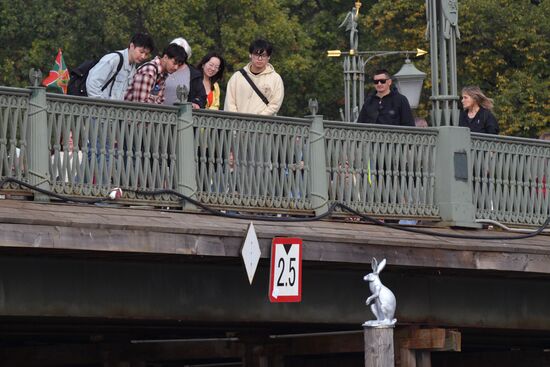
[373,79,388,85]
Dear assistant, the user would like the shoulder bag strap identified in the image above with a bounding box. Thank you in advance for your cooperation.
[239,69,269,105]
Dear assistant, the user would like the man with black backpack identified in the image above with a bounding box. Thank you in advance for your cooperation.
[85,33,155,100]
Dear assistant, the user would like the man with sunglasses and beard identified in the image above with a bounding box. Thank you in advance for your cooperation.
[357,69,414,126]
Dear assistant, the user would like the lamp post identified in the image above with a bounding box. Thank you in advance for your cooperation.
[393,58,427,109]
[327,2,427,122]
[426,0,460,126]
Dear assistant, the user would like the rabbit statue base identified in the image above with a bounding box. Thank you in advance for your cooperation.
[363,258,397,328]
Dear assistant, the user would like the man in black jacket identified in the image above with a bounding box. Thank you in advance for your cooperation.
[357,69,414,126]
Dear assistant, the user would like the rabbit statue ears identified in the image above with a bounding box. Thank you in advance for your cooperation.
[371,258,386,274]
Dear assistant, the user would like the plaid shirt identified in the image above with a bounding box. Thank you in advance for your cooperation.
[124,57,167,104]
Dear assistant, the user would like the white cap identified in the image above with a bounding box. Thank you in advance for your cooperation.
[170,37,192,59]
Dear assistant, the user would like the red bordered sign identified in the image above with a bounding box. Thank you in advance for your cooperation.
[269,237,302,303]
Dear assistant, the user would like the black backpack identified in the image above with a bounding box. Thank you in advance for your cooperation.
[67,52,123,97]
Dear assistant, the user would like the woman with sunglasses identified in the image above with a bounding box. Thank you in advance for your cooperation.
[459,86,499,134]
[196,52,226,110]
[357,69,414,126]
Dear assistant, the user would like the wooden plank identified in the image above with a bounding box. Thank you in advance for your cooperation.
[1,200,549,250]
[400,348,416,367]
[403,329,445,350]
[402,329,460,352]
[1,200,549,275]
[282,332,364,355]
[416,351,431,367]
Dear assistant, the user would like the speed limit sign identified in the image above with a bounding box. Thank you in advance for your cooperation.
[269,237,302,303]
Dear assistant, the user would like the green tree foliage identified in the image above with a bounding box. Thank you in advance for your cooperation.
[0,0,547,136]
[360,0,431,120]
[459,0,549,137]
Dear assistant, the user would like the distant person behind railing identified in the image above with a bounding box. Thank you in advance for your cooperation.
[415,117,428,128]
[356,69,415,126]
[459,86,499,134]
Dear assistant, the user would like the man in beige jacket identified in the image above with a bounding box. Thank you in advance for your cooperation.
[224,39,284,115]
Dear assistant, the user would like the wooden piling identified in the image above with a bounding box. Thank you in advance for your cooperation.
[364,326,395,367]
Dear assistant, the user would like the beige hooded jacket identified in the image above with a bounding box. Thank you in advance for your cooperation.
[224,63,284,115]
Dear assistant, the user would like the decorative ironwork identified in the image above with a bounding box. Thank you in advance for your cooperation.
[0,87,31,187]
[1,88,547,227]
[324,121,439,218]
[193,110,311,212]
[308,98,319,116]
[176,85,189,104]
[29,69,42,87]
[46,95,180,203]
[471,134,550,226]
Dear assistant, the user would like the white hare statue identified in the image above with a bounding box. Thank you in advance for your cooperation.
[363,258,397,327]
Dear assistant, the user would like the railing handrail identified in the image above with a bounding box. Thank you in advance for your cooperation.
[323,120,440,135]
[46,92,181,113]
[472,132,550,147]
[194,108,311,125]
[0,86,32,96]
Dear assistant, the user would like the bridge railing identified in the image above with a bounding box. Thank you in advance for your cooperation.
[194,110,312,213]
[46,93,181,204]
[471,134,550,226]
[1,86,549,226]
[0,87,30,188]
[323,121,440,219]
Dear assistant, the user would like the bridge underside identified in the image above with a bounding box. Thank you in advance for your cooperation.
[0,201,549,366]
[0,254,550,366]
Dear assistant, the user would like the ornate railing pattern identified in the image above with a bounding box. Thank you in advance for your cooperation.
[194,111,311,212]
[324,122,439,217]
[471,134,550,226]
[46,94,179,202]
[0,87,30,185]
[1,87,548,226]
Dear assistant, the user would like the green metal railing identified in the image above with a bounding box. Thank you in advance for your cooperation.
[1,86,549,227]
[324,121,439,218]
[471,134,550,226]
[0,87,30,187]
[46,93,180,203]
[194,110,311,212]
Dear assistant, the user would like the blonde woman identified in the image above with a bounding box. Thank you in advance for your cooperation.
[196,52,225,110]
[459,86,499,134]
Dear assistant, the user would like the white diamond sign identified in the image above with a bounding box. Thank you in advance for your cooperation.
[241,222,261,284]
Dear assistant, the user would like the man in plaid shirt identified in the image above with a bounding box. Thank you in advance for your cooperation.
[125,44,187,104]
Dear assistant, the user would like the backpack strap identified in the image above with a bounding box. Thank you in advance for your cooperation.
[101,51,124,96]
[239,69,269,105]
[137,61,159,79]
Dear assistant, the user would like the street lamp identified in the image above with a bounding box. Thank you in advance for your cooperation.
[327,48,427,120]
[327,1,428,121]
[393,58,426,109]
